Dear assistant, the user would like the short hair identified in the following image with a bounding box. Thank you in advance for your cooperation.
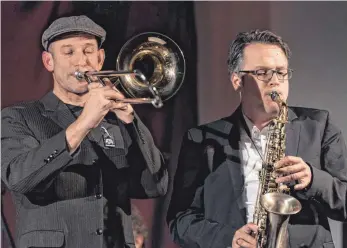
[227,29,291,75]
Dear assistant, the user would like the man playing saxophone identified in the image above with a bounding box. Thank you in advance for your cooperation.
[167,29,347,248]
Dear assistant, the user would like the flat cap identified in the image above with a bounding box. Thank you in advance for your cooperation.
[42,15,106,51]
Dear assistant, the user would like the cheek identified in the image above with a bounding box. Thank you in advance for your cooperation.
[253,82,268,97]
[54,59,70,70]
[88,55,100,65]
[53,63,72,80]
[243,86,262,101]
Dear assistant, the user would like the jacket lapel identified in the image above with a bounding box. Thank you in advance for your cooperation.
[224,107,247,222]
[40,91,95,149]
[41,91,77,130]
[285,108,301,157]
[225,108,244,194]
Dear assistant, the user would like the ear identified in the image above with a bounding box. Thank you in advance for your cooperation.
[42,51,54,72]
[96,49,105,70]
[231,72,243,92]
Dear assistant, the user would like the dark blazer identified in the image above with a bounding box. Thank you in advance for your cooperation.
[167,106,347,248]
[1,91,168,248]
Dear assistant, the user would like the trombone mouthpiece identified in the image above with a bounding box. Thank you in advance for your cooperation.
[74,71,85,81]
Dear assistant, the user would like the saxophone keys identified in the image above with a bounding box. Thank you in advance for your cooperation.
[269,182,277,188]
[279,184,290,192]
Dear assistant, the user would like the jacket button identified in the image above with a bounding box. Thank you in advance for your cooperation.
[95,194,102,199]
[96,228,103,235]
[92,159,97,164]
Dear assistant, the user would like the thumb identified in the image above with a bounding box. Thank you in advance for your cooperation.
[244,223,258,234]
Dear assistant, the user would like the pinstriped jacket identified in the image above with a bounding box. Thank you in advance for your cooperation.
[167,106,347,248]
[1,91,168,248]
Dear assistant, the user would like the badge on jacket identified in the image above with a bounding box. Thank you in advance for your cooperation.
[101,126,116,148]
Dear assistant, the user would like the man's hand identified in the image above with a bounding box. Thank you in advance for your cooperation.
[66,81,135,153]
[109,89,134,124]
[78,83,117,129]
[80,82,134,128]
[104,79,134,124]
[275,156,312,190]
[232,223,258,248]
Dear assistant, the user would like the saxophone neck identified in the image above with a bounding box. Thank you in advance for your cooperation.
[269,91,288,124]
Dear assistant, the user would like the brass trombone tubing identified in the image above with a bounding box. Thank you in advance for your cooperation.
[74,70,163,108]
[114,98,153,104]
[74,69,146,83]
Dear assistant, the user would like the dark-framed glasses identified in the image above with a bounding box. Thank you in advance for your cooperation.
[238,68,293,81]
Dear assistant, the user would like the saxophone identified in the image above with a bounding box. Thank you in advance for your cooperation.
[253,91,302,248]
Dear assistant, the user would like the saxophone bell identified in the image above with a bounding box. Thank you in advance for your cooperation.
[260,193,302,248]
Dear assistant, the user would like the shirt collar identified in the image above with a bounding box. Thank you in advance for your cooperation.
[242,112,271,136]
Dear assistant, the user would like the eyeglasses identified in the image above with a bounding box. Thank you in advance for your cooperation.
[238,68,293,81]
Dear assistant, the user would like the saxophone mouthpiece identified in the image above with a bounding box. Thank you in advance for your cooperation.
[270,91,279,101]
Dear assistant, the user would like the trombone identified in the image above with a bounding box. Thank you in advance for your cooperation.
[74,32,186,108]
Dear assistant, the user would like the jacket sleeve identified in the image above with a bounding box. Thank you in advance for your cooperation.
[167,130,236,248]
[125,112,168,198]
[297,111,347,221]
[1,107,76,194]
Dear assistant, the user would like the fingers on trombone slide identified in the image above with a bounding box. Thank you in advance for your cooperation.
[102,78,121,92]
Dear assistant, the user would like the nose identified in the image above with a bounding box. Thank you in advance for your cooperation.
[73,51,88,67]
[268,72,281,86]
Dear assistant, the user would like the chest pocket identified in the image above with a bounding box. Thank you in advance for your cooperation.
[20,230,65,248]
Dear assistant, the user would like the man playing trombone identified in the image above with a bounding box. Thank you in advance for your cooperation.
[1,15,168,248]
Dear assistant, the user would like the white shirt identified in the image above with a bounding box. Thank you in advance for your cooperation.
[239,114,270,223]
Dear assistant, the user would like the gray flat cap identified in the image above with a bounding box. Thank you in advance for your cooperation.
[42,15,106,50]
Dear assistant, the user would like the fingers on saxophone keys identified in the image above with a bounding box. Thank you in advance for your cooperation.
[276,156,302,169]
[274,160,289,169]
[235,234,256,248]
[235,224,257,246]
[294,182,307,190]
[236,238,255,248]
[243,223,258,234]
[278,184,290,192]
[276,171,306,184]
[276,164,302,174]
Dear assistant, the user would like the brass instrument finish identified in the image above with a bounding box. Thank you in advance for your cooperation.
[74,32,185,108]
[253,91,302,248]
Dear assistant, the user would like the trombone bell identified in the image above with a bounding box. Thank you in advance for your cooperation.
[74,32,186,108]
